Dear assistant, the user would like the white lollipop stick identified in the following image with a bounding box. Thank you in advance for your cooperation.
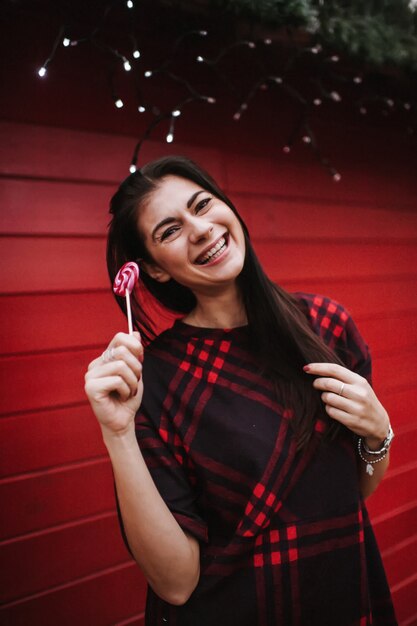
[126,290,133,335]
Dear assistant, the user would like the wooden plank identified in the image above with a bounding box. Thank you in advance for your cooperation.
[254,240,417,282]
[0,237,107,292]
[0,122,226,187]
[0,348,99,415]
[0,562,146,626]
[232,193,417,241]
[0,405,106,477]
[225,152,417,208]
[0,514,137,603]
[0,179,113,235]
[381,535,417,587]
[2,236,417,293]
[373,503,417,552]
[0,292,124,355]
[391,575,417,623]
[2,286,416,356]
[366,465,417,520]
[0,459,114,540]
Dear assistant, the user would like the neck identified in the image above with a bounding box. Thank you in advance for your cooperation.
[184,284,247,329]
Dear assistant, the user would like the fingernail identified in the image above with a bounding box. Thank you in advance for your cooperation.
[303,365,311,372]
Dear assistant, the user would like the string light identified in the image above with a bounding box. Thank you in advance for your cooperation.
[123,58,132,71]
[129,164,137,173]
[114,98,124,108]
[127,0,134,8]
[63,38,71,47]
[38,66,47,77]
[138,105,146,113]
[144,70,152,77]
[133,49,140,59]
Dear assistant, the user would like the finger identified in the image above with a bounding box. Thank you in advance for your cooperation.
[312,377,353,398]
[85,375,132,403]
[303,362,359,384]
[320,391,360,413]
[86,360,140,396]
[110,332,144,361]
[106,345,142,378]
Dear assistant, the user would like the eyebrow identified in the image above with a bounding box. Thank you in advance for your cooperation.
[151,190,205,239]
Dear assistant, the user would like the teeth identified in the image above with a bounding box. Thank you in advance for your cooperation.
[197,237,226,264]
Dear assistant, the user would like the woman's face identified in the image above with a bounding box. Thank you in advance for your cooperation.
[137,175,246,295]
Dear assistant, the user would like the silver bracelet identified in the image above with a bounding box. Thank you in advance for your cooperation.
[362,423,394,455]
[357,438,388,476]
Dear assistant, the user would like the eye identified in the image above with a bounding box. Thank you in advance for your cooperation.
[195,197,212,213]
[160,225,180,241]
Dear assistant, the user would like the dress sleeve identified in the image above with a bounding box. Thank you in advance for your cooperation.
[134,400,209,544]
[297,292,372,384]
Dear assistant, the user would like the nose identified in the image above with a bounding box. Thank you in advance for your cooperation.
[188,216,213,243]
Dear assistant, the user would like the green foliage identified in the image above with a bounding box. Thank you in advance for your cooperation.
[217,0,417,71]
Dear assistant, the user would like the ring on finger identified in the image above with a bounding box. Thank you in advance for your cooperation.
[338,382,345,397]
[102,347,116,363]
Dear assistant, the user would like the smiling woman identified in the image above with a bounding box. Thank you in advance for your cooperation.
[85,156,397,625]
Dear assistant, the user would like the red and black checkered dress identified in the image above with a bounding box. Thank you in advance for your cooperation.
[128,292,397,625]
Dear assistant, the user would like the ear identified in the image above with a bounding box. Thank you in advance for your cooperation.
[141,260,171,283]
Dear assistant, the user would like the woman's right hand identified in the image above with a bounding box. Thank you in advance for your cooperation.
[84,331,144,437]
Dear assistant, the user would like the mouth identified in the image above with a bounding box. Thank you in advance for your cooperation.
[194,233,229,265]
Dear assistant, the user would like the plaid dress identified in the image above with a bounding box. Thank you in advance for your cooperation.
[125,292,397,625]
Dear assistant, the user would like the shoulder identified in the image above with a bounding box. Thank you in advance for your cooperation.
[293,291,372,381]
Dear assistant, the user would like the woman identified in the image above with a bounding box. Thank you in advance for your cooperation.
[85,156,397,625]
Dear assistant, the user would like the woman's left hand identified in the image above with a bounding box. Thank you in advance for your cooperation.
[303,362,390,449]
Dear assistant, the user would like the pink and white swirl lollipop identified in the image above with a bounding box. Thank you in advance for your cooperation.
[113,262,139,335]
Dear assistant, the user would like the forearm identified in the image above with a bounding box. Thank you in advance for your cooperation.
[102,426,200,605]
[358,442,390,499]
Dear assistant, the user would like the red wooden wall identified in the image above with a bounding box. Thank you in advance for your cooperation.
[0,115,416,626]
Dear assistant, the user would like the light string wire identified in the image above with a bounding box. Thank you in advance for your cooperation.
[35,4,416,179]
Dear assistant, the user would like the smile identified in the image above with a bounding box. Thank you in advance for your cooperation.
[195,234,228,265]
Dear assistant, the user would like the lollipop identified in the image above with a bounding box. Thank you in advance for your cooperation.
[113,262,139,335]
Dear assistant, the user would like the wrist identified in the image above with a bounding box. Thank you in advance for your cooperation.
[101,423,137,448]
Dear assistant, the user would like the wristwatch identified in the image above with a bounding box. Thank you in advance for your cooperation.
[362,423,394,455]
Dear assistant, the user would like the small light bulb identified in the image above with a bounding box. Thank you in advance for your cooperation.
[166,133,174,143]
[206,97,216,104]
[302,135,311,144]
[313,98,322,106]
[310,45,321,54]
[360,106,367,115]
[38,66,47,77]
[404,102,411,110]
[273,76,282,84]
[264,38,272,45]
[330,91,341,102]
[133,49,140,59]
[144,70,152,77]
[333,172,341,182]
[233,112,241,121]
[260,84,268,91]
[247,41,256,49]
[283,146,291,154]
[124,60,132,72]
[172,109,181,117]
[330,55,339,62]
[63,38,70,47]
[386,98,394,108]
[127,0,133,8]
[138,105,146,113]
[115,99,124,109]
[199,30,208,36]
[353,76,362,84]
[130,164,137,173]
[196,55,204,63]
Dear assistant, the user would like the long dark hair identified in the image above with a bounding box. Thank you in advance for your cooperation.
[107,155,343,450]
